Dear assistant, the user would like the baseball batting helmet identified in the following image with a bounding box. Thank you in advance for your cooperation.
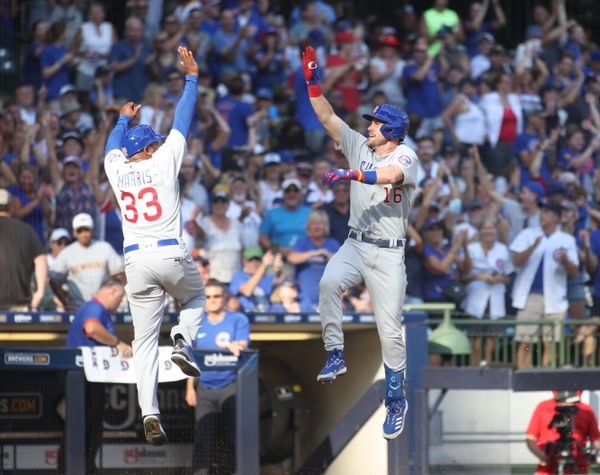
[122,125,166,157]
[362,104,409,142]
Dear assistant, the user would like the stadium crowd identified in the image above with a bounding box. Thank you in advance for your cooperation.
[1,0,600,366]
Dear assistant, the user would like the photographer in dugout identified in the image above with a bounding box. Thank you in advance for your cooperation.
[526,391,600,474]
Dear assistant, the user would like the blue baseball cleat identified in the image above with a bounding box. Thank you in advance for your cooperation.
[316,349,347,382]
[383,399,408,440]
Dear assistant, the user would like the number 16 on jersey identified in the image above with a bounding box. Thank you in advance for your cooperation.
[383,185,403,204]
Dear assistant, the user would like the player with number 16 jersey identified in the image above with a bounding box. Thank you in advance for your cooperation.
[103,47,205,446]
[302,44,419,441]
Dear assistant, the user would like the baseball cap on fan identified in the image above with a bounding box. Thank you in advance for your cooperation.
[59,84,76,97]
[263,153,281,166]
[50,228,71,242]
[63,155,82,168]
[282,178,302,191]
[335,31,354,44]
[244,246,264,260]
[0,188,10,206]
[72,213,94,230]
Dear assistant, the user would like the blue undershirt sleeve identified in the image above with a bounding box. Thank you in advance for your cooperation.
[104,115,131,155]
[172,74,198,138]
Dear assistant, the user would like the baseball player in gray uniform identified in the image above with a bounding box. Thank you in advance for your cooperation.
[103,47,204,445]
[302,45,419,439]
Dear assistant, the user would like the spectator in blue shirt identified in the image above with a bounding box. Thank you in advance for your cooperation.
[259,178,312,255]
[108,17,151,103]
[216,75,255,149]
[422,220,469,302]
[402,37,447,138]
[9,165,51,245]
[89,65,115,110]
[463,0,507,58]
[270,278,308,313]
[23,20,49,90]
[513,109,555,187]
[253,27,287,91]
[185,280,249,475]
[60,277,132,475]
[41,21,74,102]
[229,246,282,312]
[288,210,340,310]
[211,9,253,78]
[294,63,326,154]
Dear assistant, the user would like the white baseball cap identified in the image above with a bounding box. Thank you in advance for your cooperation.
[50,228,71,242]
[282,178,302,191]
[72,213,94,230]
[59,84,76,97]
[0,188,10,206]
[263,153,281,165]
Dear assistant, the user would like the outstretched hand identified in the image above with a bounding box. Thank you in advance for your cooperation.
[178,46,198,76]
[323,168,354,187]
[119,101,141,120]
[301,45,320,84]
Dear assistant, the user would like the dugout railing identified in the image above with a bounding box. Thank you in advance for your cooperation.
[0,348,258,475]
[427,315,600,368]
[0,304,598,473]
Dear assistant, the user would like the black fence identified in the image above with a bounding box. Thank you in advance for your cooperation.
[0,348,258,474]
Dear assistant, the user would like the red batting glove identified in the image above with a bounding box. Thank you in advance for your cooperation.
[301,45,322,97]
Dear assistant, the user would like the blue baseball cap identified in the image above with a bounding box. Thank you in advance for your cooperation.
[526,25,543,38]
[545,181,566,197]
[423,219,445,231]
[524,181,544,203]
[256,87,273,100]
[540,200,563,216]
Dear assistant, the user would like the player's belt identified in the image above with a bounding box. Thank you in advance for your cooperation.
[348,231,404,248]
[123,238,180,254]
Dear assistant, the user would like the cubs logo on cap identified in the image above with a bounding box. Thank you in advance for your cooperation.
[362,103,409,141]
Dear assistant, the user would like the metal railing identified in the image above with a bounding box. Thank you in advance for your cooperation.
[429,315,600,369]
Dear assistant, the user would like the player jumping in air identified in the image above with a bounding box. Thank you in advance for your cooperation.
[103,47,205,445]
[302,45,419,439]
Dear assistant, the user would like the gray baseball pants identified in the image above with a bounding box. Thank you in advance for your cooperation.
[318,238,407,372]
[124,241,205,416]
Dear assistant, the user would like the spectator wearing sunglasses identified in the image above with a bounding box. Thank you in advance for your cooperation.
[186,279,249,475]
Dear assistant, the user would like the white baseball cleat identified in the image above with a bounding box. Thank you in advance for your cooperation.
[171,338,201,377]
[143,414,167,446]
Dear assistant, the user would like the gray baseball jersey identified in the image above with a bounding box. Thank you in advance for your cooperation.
[319,123,419,372]
[338,123,419,239]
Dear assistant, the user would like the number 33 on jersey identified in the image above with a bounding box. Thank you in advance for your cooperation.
[104,131,188,247]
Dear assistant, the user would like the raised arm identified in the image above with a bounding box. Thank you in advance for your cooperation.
[490,0,507,29]
[302,45,344,144]
[465,0,489,32]
[104,108,134,155]
[172,46,199,138]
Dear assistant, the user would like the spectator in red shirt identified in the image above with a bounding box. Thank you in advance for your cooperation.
[322,32,366,114]
[526,391,600,474]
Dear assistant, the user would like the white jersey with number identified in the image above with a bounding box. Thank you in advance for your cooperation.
[104,130,186,247]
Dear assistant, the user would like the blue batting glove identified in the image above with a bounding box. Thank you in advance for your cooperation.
[322,169,355,187]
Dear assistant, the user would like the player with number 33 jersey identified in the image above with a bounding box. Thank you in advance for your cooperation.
[103,47,205,446]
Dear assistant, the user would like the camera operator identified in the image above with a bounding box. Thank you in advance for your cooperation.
[526,391,600,474]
